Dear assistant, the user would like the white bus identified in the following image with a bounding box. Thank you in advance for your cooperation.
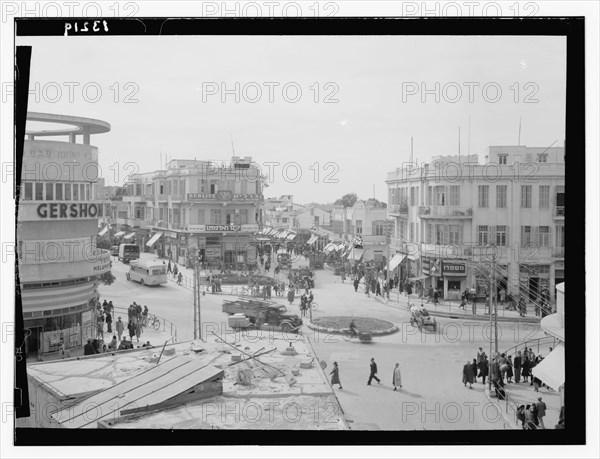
[126,260,167,286]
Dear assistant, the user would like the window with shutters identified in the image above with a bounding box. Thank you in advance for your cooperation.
[173,180,178,195]
[496,185,507,208]
[373,221,385,236]
[521,185,532,208]
[496,225,507,246]
[211,209,221,224]
[427,186,433,205]
[241,179,248,194]
[539,185,550,208]
[355,220,362,234]
[538,226,550,247]
[478,226,489,245]
[409,222,415,240]
[556,225,564,247]
[435,224,447,245]
[449,186,460,206]
[449,225,462,245]
[498,154,508,165]
[521,226,532,247]
[427,223,434,244]
[478,186,489,207]
[435,186,446,206]
[173,209,180,224]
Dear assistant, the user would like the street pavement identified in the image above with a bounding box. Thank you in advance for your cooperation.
[100,252,552,430]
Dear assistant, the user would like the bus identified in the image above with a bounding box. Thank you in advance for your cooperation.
[118,243,140,263]
[126,260,167,286]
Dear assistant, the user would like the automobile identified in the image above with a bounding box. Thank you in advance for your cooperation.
[409,306,437,332]
[222,298,302,333]
[118,243,140,263]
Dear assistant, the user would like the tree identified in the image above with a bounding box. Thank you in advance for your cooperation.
[97,271,116,286]
[334,192,358,208]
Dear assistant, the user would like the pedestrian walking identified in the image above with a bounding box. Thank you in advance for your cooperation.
[128,319,135,341]
[506,355,514,383]
[115,317,124,341]
[353,277,359,292]
[392,363,402,390]
[521,356,531,383]
[330,362,342,389]
[167,260,172,273]
[462,360,474,388]
[105,311,112,333]
[479,356,489,385]
[177,272,183,285]
[134,319,142,343]
[514,351,522,383]
[471,359,478,383]
[367,357,381,385]
[536,397,547,429]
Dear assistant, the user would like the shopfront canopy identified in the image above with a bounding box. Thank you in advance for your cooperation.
[388,254,405,272]
[323,242,335,253]
[350,248,364,261]
[307,235,318,245]
[146,231,164,247]
[98,227,109,237]
[532,342,565,391]
[286,232,297,241]
[114,231,126,238]
[124,233,136,241]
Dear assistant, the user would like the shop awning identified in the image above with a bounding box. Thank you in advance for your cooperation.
[113,231,126,238]
[307,235,318,245]
[387,254,405,271]
[279,231,290,239]
[146,231,164,247]
[333,243,344,252]
[350,248,364,261]
[532,343,564,391]
[98,227,109,237]
[409,274,429,282]
[124,232,136,240]
[323,243,335,253]
[286,232,297,241]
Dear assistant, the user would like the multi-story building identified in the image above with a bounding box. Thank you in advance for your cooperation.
[263,195,296,229]
[385,146,565,302]
[114,156,264,268]
[291,205,333,230]
[17,112,112,357]
[346,199,388,263]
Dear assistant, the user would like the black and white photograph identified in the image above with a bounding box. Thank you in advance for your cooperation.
[1,1,598,457]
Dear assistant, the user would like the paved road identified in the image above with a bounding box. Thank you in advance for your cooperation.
[100,253,548,430]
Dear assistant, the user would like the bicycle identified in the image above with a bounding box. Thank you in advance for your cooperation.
[142,314,161,330]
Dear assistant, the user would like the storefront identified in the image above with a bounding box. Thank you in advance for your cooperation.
[442,261,467,300]
[187,225,258,269]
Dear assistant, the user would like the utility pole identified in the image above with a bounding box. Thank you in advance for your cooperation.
[493,252,498,354]
[197,262,202,340]
[193,262,198,340]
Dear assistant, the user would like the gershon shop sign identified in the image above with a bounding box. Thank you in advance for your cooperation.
[36,202,104,219]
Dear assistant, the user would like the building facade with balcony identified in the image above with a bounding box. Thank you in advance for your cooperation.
[17,113,112,357]
[117,156,264,268]
[386,146,565,302]
[346,199,388,263]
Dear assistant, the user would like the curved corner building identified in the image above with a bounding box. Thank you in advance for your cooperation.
[17,113,112,358]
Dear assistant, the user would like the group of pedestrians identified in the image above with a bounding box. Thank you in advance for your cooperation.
[328,358,403,392]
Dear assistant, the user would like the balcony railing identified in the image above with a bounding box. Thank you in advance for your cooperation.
[418,205,473,218]
[553,206,565,217]
[389,203,409,215]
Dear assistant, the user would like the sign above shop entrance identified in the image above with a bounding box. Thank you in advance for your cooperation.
[187,192,262,201]
[442,261,466,276]
[206,225,241,232]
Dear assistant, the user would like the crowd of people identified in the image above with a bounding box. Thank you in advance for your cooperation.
[463,345,562,429]
[86,299,152,355]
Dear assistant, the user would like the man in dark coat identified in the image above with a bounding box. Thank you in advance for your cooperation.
[479,356,489,384]
[353,277,360,292]
[513,351,522,383]
[367,357,381,385]
[462,360,474,388]
[105,311,112,333]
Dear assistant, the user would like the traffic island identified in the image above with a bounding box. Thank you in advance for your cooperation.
[307,316,399,336]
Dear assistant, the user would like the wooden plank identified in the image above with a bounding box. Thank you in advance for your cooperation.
[51,356,187,427]
[53,359,222,428]
[71,360,207,428]
[129,366,223,408]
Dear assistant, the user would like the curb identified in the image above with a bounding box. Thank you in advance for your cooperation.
[305,319,399,337]
[371,295,540,324]
[484,387,521,430]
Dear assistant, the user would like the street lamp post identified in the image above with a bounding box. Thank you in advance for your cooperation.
[486,244,497,393]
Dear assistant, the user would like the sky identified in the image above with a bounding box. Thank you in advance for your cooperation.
[18,34,566,204]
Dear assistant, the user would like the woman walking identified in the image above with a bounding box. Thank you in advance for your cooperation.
[330,362,342,389]
[521,355,531,383]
